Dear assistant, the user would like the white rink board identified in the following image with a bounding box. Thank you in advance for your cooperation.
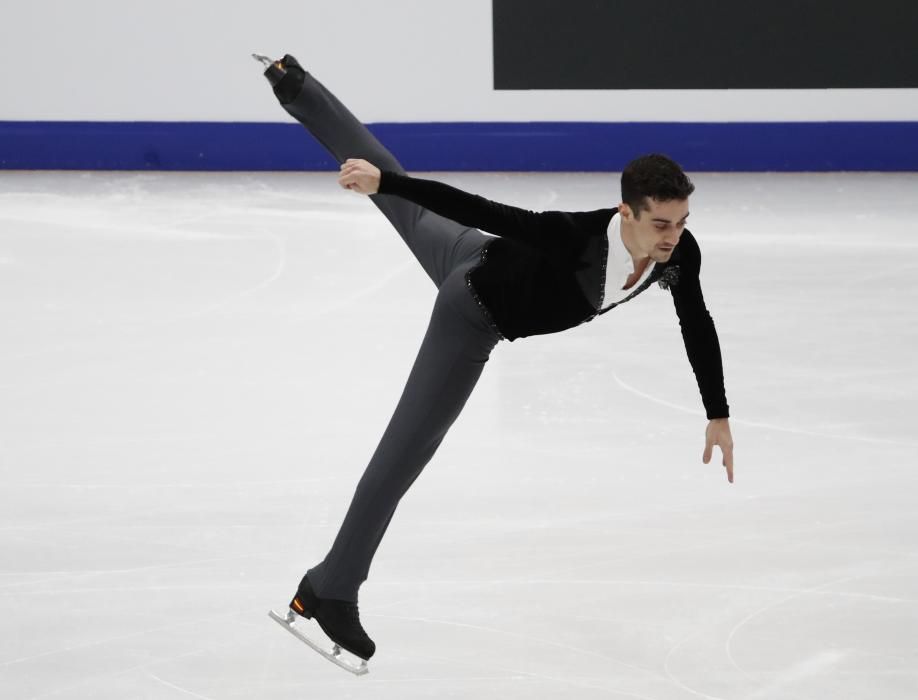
[0,0,917,122]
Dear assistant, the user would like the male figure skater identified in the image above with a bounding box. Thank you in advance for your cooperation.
[257,53,734,673]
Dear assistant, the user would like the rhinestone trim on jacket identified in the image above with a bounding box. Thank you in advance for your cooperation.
[596,227,610,313]
[657,265,681,290]
[465,239,506,341]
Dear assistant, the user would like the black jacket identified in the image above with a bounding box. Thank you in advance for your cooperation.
[378,171,729,419]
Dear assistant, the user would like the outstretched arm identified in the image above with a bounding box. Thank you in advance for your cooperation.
[670,231,734,483]
[336,158,571,250]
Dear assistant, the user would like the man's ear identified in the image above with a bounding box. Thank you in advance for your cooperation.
[618,202,631,221]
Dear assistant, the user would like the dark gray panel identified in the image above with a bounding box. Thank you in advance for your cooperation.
[493,0,918,89]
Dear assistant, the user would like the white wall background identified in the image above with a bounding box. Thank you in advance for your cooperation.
[2,0,917,123]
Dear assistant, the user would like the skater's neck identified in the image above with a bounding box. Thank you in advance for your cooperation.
[619,217,652,269]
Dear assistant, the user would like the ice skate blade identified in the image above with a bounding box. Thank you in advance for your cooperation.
[252,53,274,67]
[268,609,369,676]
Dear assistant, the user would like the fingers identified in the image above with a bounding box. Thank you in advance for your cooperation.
[704,420,734,483]
[337,172,358,191]
[338,159,380,195]
[339,161,357,179]
[338,160,364,190]
[723,444,735,484]
[338,161,359,186]
[338,171,366,193]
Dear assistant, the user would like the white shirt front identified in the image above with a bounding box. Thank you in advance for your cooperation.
[600,211,656,309]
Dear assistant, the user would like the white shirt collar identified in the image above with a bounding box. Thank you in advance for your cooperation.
[608,211,635,274]
[602,211,656,307]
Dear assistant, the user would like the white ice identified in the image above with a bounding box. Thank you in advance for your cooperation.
[1,170,916,699]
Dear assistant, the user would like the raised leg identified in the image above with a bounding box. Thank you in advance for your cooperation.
[271,59,478,288]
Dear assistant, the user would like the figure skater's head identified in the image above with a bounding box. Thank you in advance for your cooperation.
[619,154,694,263]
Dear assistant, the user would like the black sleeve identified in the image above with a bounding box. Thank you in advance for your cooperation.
[669,231,730,420]
[377,170,569,250]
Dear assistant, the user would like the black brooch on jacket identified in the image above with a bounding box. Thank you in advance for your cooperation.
[657,265,681,290]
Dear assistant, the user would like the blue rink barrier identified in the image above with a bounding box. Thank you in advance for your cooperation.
[1,121,916,171]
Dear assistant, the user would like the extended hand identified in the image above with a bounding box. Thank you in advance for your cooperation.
[704,418,734,483]
[338,158,381,195]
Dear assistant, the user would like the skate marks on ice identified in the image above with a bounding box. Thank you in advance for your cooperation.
[610,373,918,449]
[147,672,218,700]
[367,610,679,700]
[268,608,369,676]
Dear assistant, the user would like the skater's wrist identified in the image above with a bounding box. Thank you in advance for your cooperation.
[377,169,402,195]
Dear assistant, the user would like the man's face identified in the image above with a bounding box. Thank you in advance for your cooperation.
[622,197,690,263]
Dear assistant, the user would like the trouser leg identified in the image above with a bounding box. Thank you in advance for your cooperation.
[307,249,500,602]
[276,68,502,600]
[280,70,477,288]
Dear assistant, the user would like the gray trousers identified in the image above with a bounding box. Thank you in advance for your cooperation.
[279,71,502,602]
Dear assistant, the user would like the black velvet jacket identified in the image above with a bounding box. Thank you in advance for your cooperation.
[377,171,729,419]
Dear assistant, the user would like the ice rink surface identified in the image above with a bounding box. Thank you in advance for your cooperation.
[1,170,916,699]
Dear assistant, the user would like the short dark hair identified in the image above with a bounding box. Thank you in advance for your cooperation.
[621,154,695,219]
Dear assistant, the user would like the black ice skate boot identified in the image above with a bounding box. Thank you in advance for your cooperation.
[289,574,376,661]
[252,53,306,105]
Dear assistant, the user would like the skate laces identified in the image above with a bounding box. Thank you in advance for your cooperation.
[342,603,364,629]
